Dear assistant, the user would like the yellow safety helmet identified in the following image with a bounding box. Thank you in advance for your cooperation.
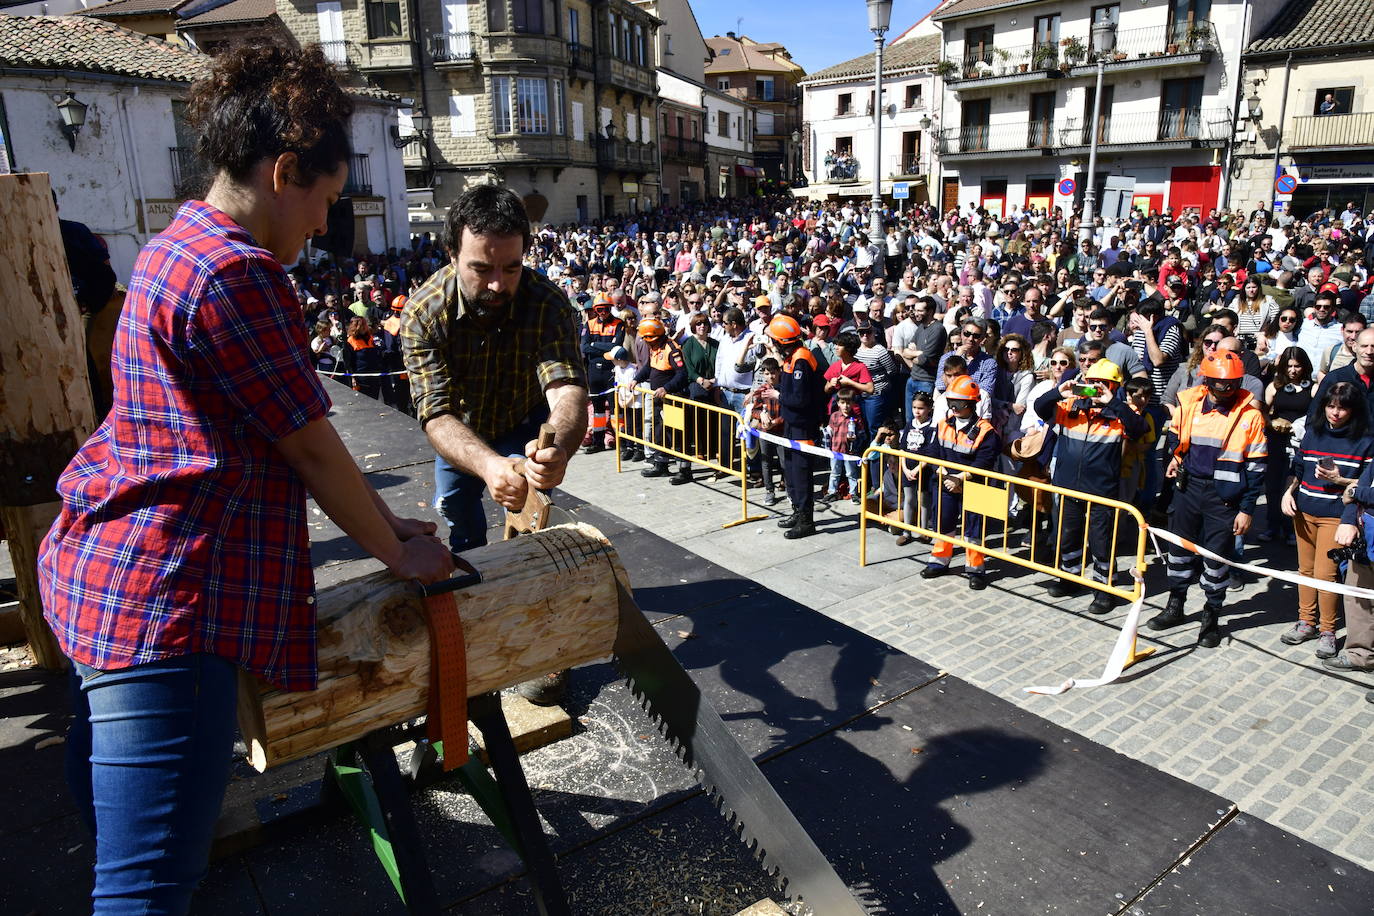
[1082,359,1124,386]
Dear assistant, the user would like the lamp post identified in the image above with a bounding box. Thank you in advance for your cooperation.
[1079,57,1105,242]
[866,0,892,238]
[56,90,88,152]
[790,129,801,182]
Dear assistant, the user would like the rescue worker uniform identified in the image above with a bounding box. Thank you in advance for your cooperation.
[1033,365,1143,612]
[776,343,825,537]
[635,330,690,481]
[919,386,1001,588]
[581,301,625,452]
[1150,355,1267,646]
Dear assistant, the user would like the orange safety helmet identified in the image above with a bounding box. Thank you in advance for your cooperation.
[1199,351,1244,381]
[767,314,803,345]
[637,317,666,341]
[946,374,981,400]
[592,292,613,309]
[390,294,408,312]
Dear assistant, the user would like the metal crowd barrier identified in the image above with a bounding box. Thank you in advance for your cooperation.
[858,443,1149,604]
[612,386,767,529]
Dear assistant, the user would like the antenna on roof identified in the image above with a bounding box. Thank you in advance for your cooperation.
[736,17,743,35]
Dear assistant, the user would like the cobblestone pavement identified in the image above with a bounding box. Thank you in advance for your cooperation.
[558,451,1374,870]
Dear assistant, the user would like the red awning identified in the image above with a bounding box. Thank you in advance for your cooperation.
[735,165,761,178]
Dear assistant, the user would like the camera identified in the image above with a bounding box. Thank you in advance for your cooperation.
[1072,383,1101,398]
[1240,332,1258,352]
[1328,530,1369,566]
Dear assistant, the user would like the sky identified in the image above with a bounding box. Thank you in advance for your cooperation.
[689,0,945,74]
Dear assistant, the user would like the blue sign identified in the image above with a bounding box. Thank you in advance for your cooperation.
[1058,178,1077,196]
[892,181,910,200]
[1275,174,1298,195]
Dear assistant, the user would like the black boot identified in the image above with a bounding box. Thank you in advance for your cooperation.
[784,505,816,539]
[777,508,800,529]
[630,446,646,462]
[669,465,694,485]
[584,440,605,455]
[641,462,670,478]
[1147,589,1187,631]
[1196,601,1223,648]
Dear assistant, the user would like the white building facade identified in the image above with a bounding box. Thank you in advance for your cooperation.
[702,85,756,198]
[798,33,940,204]
[932,0,1284,218]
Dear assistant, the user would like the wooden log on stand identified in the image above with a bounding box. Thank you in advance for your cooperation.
[239,522,628,771]
[0,172,98,669]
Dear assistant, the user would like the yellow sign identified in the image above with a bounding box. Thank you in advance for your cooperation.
[962,479,1008,524]
[660,403,685,431]
[622,181,640,193]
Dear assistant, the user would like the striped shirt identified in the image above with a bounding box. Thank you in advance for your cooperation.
[401,263,587,440]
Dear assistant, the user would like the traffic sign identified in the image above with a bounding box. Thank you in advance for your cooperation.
[892,181,910,200]
[1057,178,1076,196]
[1275,174,1298,195]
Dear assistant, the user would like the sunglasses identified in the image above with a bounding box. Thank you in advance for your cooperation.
[1003,346,1023,353]
[963,330,985,339]
[1088,323,1111,331]
[1279,316,1297,322]
[1202,338,1223,347]
[1049,359,1071,366]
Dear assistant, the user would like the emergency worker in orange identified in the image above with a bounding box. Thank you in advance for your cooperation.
[1033,358,1144,614]
[635,317,692,483]
[581,292,625,453]
[770,314,825,539]
[1148,350,1268,647]
[918,374,1001,589]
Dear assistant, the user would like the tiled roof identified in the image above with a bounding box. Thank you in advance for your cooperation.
[80,0,193,18]
[800,34,941,84]
[0,15,210,82]
[931,0,1044,22]
[178,0,276,27]
[705,34,801,75]
[1247,0,1374,54]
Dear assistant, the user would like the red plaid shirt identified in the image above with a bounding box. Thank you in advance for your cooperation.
[37,201,331,690]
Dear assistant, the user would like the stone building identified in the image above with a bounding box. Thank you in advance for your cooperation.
[1231,0,1374,217]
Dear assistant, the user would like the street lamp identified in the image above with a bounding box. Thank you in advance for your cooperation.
[1080,57,1105,242]
[866,0,892,238]
[56,90,87,152]
[790,129,801,181]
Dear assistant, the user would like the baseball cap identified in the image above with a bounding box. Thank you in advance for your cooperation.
[1167,275,1186,286]
[754,295,772,309]
[813,314,834,328]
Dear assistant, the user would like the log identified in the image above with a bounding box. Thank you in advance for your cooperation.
[0,172,96,668]
[239,522,628,771]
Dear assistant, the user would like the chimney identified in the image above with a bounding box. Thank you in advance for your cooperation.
[726,31,735,39]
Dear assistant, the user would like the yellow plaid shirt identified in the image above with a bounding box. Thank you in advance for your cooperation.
[401,263,587,440]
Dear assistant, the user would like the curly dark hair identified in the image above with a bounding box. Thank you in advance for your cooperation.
[443,184,533,255]
[187,42,353,189]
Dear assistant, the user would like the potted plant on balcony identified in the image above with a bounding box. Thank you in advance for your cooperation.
[935,59,959,79]
[1060,36,1086,67]
[1033,43,1058,71]
[993,46,1012,74]
[1186,24,1211,51]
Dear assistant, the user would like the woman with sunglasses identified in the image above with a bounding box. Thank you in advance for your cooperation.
[1258,306,1302,376]
[1281,381,1374,658]
[1263,347,1315,542]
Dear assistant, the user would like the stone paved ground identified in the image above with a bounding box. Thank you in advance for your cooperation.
[558,451,1374,870]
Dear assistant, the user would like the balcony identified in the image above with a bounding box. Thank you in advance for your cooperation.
[343,153,372,196]
[568,42,594,77]
[1289,112,1374,151]
[596,138,655,172]
[484,31,568,66]
[491,134,572,165]
[320,40,355,69]
[894,157,923,178]
[939,122,1055,159]
[596,56,656,98]
[169,147,209,199]
[357,38,414,72]
[661,136,705,162]
[818,156,861,182]
[401,138,426,168]
[945,21,1217,86]
[431,32,476,66]
[1057,107,1232,151]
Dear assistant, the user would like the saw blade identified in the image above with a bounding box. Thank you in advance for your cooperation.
[611,582,870,915]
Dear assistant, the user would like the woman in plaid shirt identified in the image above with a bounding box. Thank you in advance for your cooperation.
[36,46,452,914]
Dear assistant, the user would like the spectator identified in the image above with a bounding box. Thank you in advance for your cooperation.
[820,387,869,505]
[1264,346,1316,542]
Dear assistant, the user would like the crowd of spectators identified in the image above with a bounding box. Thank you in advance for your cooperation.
[288,192,1374,674]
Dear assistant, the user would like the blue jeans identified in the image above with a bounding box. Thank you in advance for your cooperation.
[904,377,935,425]
[828,456,862,494]
[66,653,239,915]
[434,411,548,552]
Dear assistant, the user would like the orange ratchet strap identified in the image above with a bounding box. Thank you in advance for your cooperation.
[415,555,481,771]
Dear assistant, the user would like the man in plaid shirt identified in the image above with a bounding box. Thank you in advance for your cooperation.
[402,185,589,552]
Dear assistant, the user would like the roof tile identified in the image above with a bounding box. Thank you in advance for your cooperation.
[800,33,941,84]
[0,14,210,82]
[1247,0,1374,54]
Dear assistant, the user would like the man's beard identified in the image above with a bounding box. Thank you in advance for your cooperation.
[464,285,513,320]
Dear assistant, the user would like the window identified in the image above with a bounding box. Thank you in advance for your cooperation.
[1028,91,1055,147]
[755,77,774,101]
[1034,14,1061,54]
[735,116,741,139]
[568,8,579,44]
[634,23,644,65]
[837,92,853,116]
[904,84,923,108]
[1313,87,1354,116]
[492,76,512,133]
[900,130,920,172]
[512,0,542,34]
[964,25,994,67]
[716,77,730,91]
[621,18,632,60]
[517,77,549,133]
[1167,0,1212,42]
[365,0,402,38]
[835,136,853,155]
[1084,84,1114,142]
[1160,77,1204,138]
[552,80,565,134]
[960,97,991,151]
[717,47,730,56]
[487,0,506,32]
[718,110,729,135]
[1090,4,1120,52]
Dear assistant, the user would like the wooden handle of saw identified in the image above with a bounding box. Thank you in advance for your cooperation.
[536,422,556,453]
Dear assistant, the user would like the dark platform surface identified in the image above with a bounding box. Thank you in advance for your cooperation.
[6,385,1374,915]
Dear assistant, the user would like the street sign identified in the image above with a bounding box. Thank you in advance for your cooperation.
[892,181,910,200]
[1275,174,1298,195]
[1057,178,1076,196]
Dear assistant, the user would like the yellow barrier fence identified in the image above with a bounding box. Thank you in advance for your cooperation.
[858,443,1149,605]
[612,386,767,529]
